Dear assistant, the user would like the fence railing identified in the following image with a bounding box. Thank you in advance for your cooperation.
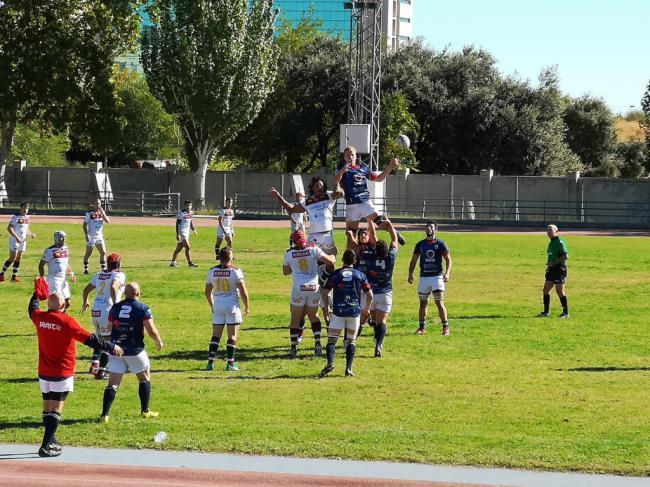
[2,190,180,215]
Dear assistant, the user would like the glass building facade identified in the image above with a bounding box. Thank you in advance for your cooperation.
[274,0,351,39]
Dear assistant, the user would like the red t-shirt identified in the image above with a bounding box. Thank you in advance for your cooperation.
[31,309,91,378]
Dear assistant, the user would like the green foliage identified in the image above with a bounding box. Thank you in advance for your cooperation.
[1,224,650,474]
[641,80,650,166]
[379,91,419,167]
[226,22,347,172]
[615,140,647,178]
[141,0,277,206]
[563,95,617,172]
[10,123,70,167]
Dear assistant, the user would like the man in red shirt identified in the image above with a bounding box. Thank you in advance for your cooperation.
[28,288,123,457]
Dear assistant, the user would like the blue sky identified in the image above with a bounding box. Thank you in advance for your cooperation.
[412,0,649,114]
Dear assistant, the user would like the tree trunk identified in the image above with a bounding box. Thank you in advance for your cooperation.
[0,120,16,207]
[192,140,214,209]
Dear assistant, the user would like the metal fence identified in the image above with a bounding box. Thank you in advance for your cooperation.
[2,190,180,215]
[234,194,650,226]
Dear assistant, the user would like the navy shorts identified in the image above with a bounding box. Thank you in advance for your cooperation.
[545,265,567,284]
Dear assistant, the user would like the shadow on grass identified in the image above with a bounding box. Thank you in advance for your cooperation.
[0,452,41,460]
[188,373,317,381]
[243,326,287,332]
[563,366,650,372]
[0,377,36,384]
[157,346,292,363]
[453,315,504,320]
[0,333,33,339]
[0,417,96,431]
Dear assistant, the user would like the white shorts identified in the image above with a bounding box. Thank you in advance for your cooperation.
[418,276,445,298]
[9,236,26,253]
[290,284,321,308]
[178,232,190,243]
[86,237,105,248]
[212,302,243,325]
[39,376,74,394]
[217,227,233,239]
[48,278,71,300]
[310,231,336,254]
[91,307,111,336]
[371,291,393,313]
[108,350,150,374]
[346,200,378,222]
[329,314,360,332]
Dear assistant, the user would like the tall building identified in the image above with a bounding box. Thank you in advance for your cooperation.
[274,0,413,50]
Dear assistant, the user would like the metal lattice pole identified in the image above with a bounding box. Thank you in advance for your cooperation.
[346,1,383,172]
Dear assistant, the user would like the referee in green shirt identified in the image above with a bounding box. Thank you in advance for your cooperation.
[538,224,570,318]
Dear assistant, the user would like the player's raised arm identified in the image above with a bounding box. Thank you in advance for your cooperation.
[367,220,378,246]
[331,184,345,200]
[373,158,399,183]
[237,281,249,315]
[345,229,359,252]
[269,187,305,213]
[318,253,336,267]
[100,207,110,224]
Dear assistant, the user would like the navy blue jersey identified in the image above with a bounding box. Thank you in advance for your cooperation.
[336,162,376,204]
[108,299,153,355]
[324,267,371,317]
[354,243,376,276]
[413,238,449,277]
[366,248,397,294]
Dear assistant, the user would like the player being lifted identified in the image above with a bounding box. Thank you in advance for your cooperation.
[320,250,373,377]
[215,196,235,257]
[1,201,35,282]
[82,198,110,274]
[81,253,126,379]
[351,220,397,357]
[170,200,198,268]
[39,231,76,312]
[283,229,335,358]
[408,221,452,335]
[333,146,405,246]
[287,191,306,247]
[205,247,250,371]
[270,176,343,322]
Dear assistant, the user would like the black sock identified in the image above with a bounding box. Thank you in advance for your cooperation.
[98,351,109,373]
[345,342,356,370]
[326,342,335,366]
[214,244,220,258]
[311,320,322,343]
[101,386,117,416]
[376,323,387,349]
[418,320,425,330]
[138,381,151,413]
[100,259,106,271]
[2,259,11,274]
[226,339,237,363]
[208,336,220,362]
[12,261,20,277]
[356,324,364,338]
[290,327,299,347]
[41,411,61,449]
[560,296,568,314]
[543,294,550,313]
[83,261,89,273]
[91,348,100,363]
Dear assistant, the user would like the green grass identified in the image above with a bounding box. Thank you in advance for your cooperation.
[1,224,649,475]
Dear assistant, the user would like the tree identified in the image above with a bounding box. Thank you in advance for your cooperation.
[141,0,277,207]
[379,91,418,167]
[616,141,647,178]
[641,79,650,168]
[563,95,617,172]
[0,1,145,200]
[10,123,70,167]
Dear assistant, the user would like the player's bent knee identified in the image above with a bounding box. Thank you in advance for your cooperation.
[433,291,445,302]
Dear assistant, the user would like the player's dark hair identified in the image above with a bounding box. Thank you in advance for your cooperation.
[426,220,437,230]
[19,201,28,208]
[342,250,356,266]
[219,247,232,262]
[356,228,368,239]
[375,240,388,258]
[308,176,328,196]
[184,200,192,206]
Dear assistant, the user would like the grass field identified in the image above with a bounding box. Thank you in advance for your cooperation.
[1,223,649,475]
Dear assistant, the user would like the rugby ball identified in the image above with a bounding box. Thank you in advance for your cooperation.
[396,134,410,150]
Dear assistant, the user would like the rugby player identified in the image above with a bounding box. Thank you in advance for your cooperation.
[320,250,373,377]
[215,196,235,256]
[39,231,76,312]
[28,288,123,457]
[283,230,335,358]
[204,247,250,371]
[270,177,343,322]
[1,201,35,282]
[170,200,198,267]
[538,224,570,318]
[345,225,376,337]
[333,146,405,245]
[100,282,163,421]
[359,220,397,357]
[408,221,452,335]
[82,198,110,274]
[288,192,306,247]
[81,253,126,379]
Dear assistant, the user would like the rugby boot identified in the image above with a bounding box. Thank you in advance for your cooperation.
[559,312,570,318]
[537,312,550,317]
[225,362,241,371]
[442,325,450,336]
[141,410,159,419]
[38,445,62,458]
[11,276,21,282]
[345,368,355,377]
[205,362,214,371]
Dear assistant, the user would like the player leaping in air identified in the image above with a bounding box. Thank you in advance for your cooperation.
[333,146,405,246]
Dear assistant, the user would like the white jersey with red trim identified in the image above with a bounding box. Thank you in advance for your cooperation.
[206,265,244,305]
[9,213,30,240]
[219,208,235,232]
[90,270,126,310]
[42,245,69,281]
[84,210,105,239]
[283,245,325,288]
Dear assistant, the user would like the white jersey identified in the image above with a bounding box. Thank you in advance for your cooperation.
[84,210,105,239]
[9,213,30,240]
[284,245,325,288]
[304,192,336,234]
[290,211,306,232]
[206,265,244,305]
[42,245,69,281]
[90,270,126,310]
[219,208,235,232]
[176,209,193,236]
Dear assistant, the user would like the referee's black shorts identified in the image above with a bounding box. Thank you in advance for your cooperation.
[545,264,567,284]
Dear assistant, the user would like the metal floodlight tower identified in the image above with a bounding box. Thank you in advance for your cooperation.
[344,0,383,171]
